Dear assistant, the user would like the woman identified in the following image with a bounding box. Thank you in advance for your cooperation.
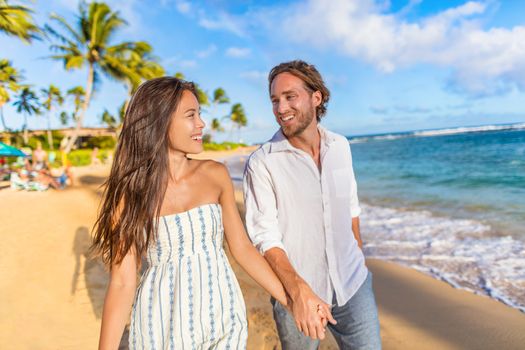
[32,141,47,171]
[92,77,289,349]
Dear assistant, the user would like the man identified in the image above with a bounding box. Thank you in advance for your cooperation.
[243,60,381,349]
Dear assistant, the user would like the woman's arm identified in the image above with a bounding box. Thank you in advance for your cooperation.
[98,248,138,350]
[216,163,289,308]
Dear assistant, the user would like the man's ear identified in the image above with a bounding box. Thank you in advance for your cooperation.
[312,90,322,107]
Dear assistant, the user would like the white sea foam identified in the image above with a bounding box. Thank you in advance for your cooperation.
[349,122,525,143]
[224,154,525,312]
[361,203,525,312]
[413,123,525,137]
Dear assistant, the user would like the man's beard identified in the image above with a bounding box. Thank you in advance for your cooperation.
[281,108,315,138]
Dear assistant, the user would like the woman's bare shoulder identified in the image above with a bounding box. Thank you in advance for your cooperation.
[193,159,229,180]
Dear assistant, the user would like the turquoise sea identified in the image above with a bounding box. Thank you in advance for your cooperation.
[226,123,525,312]
[350,123,525,312]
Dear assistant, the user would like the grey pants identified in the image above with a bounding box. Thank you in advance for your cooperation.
[271,272,381,350]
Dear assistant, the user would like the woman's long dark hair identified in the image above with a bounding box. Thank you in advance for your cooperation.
[91,77,197,267]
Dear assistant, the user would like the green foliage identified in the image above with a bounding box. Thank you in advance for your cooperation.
[82,135,116,149]
[213,88,229,104]
[66,149,91,166]
[0,0,40,42]
[119,41,165,94]
[194,83,209,106]
[13,86,41,117]
[24,130,64,150]
[59,111,69,125]
[229,103,247,128]
[203,141,246,151]
[101,109,117,128]
[27,134,45,149]
[66,148,111,166]
[40,84,63,111]
[65,86,85,123]
[0,59,23,106]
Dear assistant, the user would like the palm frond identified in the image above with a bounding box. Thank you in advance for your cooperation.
[0,1,40,42]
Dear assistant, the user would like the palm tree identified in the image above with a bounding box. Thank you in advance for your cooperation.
[67,86,85,122]
[173,72,209,106]
[210,87,229,115]
[227,103,247,142]
[57,86,84,150]
[13,86,40,144]
[40,84,64,149]
[121,42,164,94]
[45,1,145,153]
[209,117,224,142]
[212,88,229,106]
[0,0,39,42]
[101,109,116,129]
[0,59,23,130]
[117,41,164,124]
[206,87,229,141]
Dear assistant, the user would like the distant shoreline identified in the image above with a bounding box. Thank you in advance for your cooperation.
[347,121,525,143]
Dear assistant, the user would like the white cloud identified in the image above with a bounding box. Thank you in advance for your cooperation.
[240,70,267,86]
[397,0,423,17]
[179,60,197,68]
[273,0,525,96]
[225,47,251,58]
[370,106,389,114]
[163,56,197,69]
[153,0,525,97]
[198,11,246,37]
[103,0,144,34]
[53,0,78,12]
[175,0,191,14]
[196,44,217,58]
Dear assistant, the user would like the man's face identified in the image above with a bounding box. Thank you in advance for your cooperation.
[270,72,320,138]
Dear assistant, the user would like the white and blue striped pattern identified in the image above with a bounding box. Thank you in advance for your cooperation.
[129,203,247,349]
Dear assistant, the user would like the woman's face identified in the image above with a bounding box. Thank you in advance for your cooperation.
[168,90,205,155]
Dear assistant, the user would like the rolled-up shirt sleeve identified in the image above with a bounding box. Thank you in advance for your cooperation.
[347,144,362,218]
[243,158,287,255]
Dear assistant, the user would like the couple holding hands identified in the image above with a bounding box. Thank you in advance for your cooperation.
[94,60,381,350]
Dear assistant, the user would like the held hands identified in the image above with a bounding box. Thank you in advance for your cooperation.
[288,283,337,340]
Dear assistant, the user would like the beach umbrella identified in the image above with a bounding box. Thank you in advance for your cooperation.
[0,142,27,157]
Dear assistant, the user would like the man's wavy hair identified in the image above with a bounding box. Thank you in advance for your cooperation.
[268,60,330,121]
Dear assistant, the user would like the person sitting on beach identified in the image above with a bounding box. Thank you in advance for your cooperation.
[21,158,37,180]
[243,60,381,349]
[10,168,28,190]
[35,167,61,190]
[91,147,102,166]
[91,77,292,349]
[54,163,73,188]
[32,142,48,171]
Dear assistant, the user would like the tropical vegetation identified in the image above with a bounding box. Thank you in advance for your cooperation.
[0,0,249,160]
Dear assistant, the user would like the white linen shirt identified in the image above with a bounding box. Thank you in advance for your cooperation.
[243,125,368,306]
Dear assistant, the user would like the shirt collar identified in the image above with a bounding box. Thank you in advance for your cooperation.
[269,124,336,153]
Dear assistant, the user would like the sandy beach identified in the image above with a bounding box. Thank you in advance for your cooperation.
[1,147,524,349]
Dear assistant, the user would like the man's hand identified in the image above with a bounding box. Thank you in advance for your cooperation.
[291,281,337,340]
[263,248,337,340]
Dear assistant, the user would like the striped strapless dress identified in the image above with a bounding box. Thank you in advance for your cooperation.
[129,203,247,349]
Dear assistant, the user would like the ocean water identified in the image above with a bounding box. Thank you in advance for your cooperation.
[226,123,525,312]
[350,124,525,312]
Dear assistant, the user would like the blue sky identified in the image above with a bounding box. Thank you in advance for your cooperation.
[1,0,525,143]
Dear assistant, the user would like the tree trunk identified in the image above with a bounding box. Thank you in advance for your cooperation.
[22,115,28,145]
[0,107,8,131]
[47,114,54,150]
[64,64,94,153]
